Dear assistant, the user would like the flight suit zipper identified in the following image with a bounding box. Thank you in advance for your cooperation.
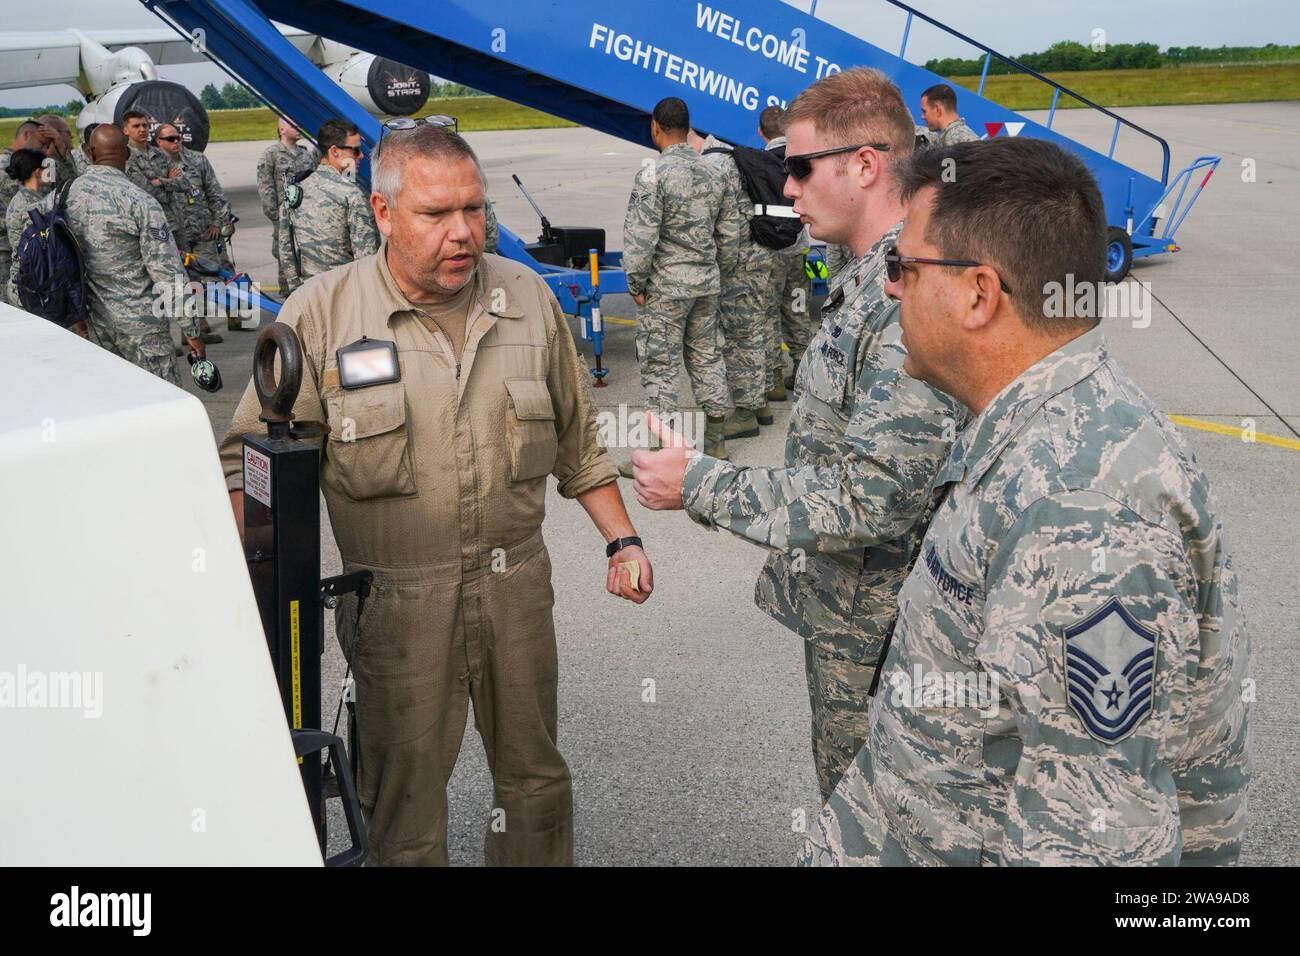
[415,313,462,386]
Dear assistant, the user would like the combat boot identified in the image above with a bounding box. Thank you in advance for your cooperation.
[756,404,774,426]
[704,415,728,460]
[724,408,760,440]
[767,382,788,402]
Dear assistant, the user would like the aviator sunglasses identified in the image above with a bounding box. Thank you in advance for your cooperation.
[382,115,459,136]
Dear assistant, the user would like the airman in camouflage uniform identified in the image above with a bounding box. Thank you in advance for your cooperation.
[622,121,733,452]
[681,223,964,799]
[175,143,234,265]
[623,70,967,797]
[803,134,1249,867]
[5,181,46,305]
[802,328,1251,866]
[257,128,316,292]
[126,141,187,244]
[0,123,44,302]
[48,128,201,384]
[279,163,379,294]
[699,133,779,435]
[920,83,982,148]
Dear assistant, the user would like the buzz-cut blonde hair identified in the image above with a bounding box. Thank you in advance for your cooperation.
[784,67,916,168]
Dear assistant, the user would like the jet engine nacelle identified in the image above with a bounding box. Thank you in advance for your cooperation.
[322,51,430,118]
[76,79,210,151]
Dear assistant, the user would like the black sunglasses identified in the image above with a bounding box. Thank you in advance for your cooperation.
[156,135,181,143]
[333,144,364,156]
[784,142,891,180]
[885,244,1013,294]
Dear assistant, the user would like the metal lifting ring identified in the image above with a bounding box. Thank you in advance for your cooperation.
[254,322,304,438]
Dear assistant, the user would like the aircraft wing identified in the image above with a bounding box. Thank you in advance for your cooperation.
[81,26,315,66]
[0,32,85,91]
[0,26,315,91]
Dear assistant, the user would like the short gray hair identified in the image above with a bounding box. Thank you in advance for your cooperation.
[371,124,485,200]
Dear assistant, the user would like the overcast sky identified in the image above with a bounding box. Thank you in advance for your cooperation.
[3,0,1296,108]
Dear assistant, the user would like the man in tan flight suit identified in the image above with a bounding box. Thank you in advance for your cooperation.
[219,122,653,866]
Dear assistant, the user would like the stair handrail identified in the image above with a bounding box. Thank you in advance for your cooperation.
[809,0,1172,187]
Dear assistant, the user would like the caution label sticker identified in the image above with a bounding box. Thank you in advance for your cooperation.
[244,446,272,507]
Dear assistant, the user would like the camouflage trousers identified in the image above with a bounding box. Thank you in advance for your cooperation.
[87,311,181,386]
[720,243,781,411]
[634,291,730,419]
[269,225,291,295]
[804,640,877,802]
[773,252,816,387]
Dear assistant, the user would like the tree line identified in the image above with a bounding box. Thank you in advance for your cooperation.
[926,41,1300,76]
[0,101,83,119]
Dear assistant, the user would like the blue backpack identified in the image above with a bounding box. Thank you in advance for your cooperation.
[14,180,89,329]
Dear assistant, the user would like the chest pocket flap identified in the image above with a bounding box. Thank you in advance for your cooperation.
[342,386,406,437]
[506,377,556,419]
[804,330,856,409]
[324,380,417,500]
[505,377,558,481]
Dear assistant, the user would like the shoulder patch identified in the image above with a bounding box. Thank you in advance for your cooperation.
[1064,599,1156,743]
[149,224,171,242]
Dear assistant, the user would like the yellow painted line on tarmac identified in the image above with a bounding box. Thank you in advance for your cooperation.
[1170,415,1300,452]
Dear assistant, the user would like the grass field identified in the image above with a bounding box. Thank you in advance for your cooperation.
[2,64,1296,147]
[962,63,1300,110]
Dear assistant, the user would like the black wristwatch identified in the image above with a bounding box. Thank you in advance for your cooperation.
[606,536,643,558]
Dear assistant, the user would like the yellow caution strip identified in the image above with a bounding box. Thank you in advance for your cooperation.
[290,599,303,764]
[1170,415,1300,452]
